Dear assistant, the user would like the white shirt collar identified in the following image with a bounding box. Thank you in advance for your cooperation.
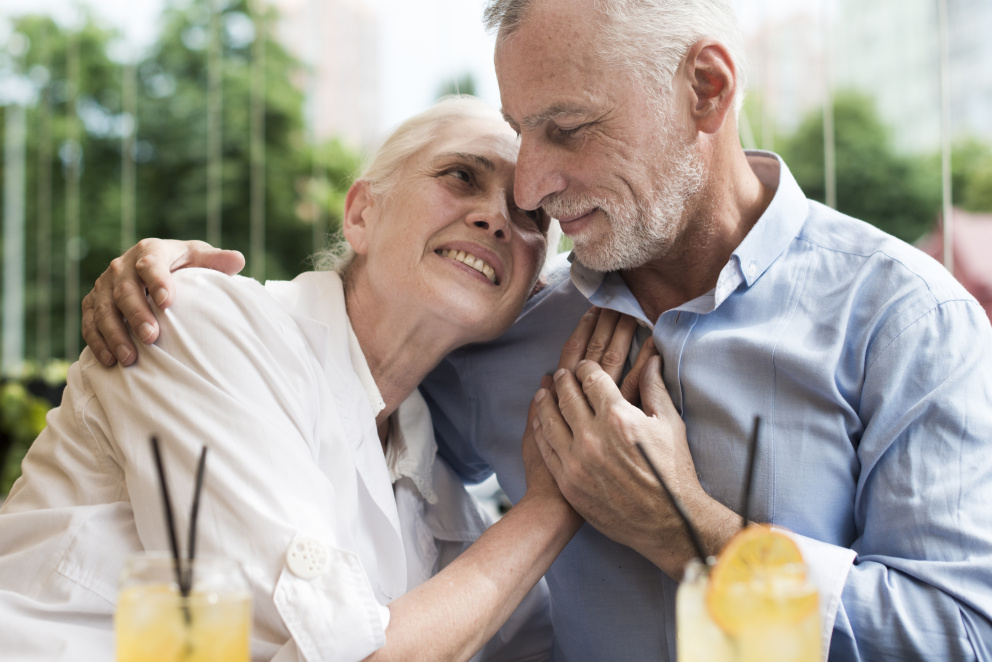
[345,320,386,419]
[384,391,439,504]
[268,270,438,504]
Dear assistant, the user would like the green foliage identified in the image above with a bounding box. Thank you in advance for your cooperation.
[1,2,362,361]
[944,137,992,212]
[777,91,941,243]
[0,361,68,494]
[437,72,478,99]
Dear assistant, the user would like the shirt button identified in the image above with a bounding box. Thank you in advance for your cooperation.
[286,534,330,579]
[748,262,758,278]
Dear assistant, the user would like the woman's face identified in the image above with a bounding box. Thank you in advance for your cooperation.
[355,115,549,343]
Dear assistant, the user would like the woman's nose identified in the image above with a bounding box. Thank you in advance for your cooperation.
[466,195,511,239]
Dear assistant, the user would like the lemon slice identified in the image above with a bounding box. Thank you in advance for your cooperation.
[705,525,818,635]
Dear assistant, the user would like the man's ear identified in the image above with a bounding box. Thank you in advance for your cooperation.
[342,180,375,256]
[681,40,737,135]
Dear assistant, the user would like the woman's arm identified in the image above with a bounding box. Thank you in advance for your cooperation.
[372,396,580,662]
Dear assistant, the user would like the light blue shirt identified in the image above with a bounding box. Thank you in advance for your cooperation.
[420,152,992,661]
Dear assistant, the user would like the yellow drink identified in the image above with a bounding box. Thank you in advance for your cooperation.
[116,554,251,662]
[677,527,822,662]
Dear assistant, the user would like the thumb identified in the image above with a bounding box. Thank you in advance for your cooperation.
[639,355,676,419]
[185,242,246,276]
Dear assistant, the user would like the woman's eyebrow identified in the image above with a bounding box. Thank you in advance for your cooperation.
[433,152,497,171]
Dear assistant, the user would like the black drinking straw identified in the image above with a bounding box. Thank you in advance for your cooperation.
[150,436,185,597]
[184,446,209,594]
[635,442,709,564]
[150,436,208,629]
[741,416,761,530]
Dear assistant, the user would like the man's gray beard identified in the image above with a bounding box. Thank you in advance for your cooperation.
[545,133,705,273]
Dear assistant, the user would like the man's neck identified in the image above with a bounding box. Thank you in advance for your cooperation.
[622,149,776,322]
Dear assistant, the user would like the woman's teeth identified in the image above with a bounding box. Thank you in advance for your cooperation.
[439,249,497,283]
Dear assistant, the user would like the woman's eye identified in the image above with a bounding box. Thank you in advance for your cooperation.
[449,168,473,184]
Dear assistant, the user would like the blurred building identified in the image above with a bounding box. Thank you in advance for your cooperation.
[834,0,992,153]
[266,0,381,148]
[743,11,826,145]
[917,208,992,322]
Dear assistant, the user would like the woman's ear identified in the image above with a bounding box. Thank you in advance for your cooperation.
[343,180,375,256]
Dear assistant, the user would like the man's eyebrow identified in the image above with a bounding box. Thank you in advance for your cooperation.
[433,152,496,170]
[502,104,588,131]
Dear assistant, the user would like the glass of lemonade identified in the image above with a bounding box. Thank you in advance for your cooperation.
[116,553,251,662]
[676,527,821,662]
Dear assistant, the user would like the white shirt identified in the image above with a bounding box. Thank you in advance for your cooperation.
[0,268,551,661]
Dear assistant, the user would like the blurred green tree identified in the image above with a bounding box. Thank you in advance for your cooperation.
[1,2,362,362]
[777,91,941,243]
[945,137,992,212]
[437,72,478,99]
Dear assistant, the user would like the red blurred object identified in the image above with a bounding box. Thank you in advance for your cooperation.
[917,208,992,322]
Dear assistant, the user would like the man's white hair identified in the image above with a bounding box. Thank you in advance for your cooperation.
[484,0,748,114]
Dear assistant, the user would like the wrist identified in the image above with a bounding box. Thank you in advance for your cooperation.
[515,490,584,532]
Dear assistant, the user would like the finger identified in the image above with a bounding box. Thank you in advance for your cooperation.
[639,355,679,420]
[132,238,193,310]
[582,308,622,366]
[93,288,143,366]
[619,337,660,405]
[547,367,595,433]
[81,293,118,367]
[182,240,245,276]
[531,410,564,482]
[557,307,601,372]
[574,359,628,417]
[598,313,639,384]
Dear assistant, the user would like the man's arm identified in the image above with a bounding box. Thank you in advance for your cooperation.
[81,239,242,367]
[825,299,992,659]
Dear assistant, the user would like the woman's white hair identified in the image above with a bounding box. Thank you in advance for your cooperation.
[313,95,507,274]
[483,0,748,114]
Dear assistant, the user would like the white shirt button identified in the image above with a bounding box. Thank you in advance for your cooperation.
[748,262,758,278]
[286,534,330,579]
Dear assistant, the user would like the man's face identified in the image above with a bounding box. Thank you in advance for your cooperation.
[494,0,705,271]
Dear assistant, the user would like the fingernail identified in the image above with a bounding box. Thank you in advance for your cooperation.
[116,345,133,364]
[138,323,155,343]
[99,350,114,366]
[553,368,568,381]
[152,289,168,306]
[535,389,547,402]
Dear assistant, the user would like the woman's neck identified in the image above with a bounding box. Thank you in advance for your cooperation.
[344,272,465,428]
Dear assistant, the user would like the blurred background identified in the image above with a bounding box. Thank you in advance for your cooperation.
[1,0,991,497]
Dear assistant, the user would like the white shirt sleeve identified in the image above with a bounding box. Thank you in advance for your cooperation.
[1,268,390,662]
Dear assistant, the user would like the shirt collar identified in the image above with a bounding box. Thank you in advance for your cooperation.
[568,150,808,314]
[384,390,439,504]
[266,269,437,503]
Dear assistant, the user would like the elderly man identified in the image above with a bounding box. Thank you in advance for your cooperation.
[82,0,992,659]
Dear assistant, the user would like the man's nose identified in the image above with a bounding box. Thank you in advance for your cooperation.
[514,136,567,212]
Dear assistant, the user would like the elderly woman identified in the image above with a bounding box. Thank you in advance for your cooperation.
[0,96,581,661]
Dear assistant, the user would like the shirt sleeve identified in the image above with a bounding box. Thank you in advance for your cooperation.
[87,269,390,661]
[827,299,992,660]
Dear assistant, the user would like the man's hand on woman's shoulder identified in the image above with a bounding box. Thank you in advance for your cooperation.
[81,239,244,367]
